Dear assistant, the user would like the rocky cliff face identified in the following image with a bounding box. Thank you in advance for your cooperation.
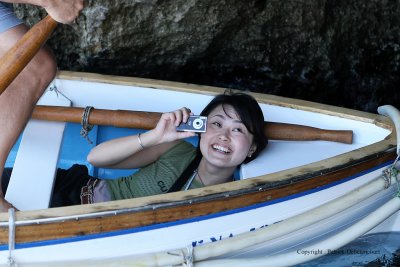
[14,0,400,112]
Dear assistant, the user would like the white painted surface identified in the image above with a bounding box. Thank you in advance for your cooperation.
[55,78,390,179]
[5,90,71,210]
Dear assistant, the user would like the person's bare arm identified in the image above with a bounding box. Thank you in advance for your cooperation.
[0,0,83,211]
[87,108,196,169]
[1,0,84,24]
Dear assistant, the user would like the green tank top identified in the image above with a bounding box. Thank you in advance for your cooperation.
[106,141,201,200]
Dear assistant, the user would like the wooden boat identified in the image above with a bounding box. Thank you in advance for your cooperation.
[0,70,398,266]
[0,15,399,267]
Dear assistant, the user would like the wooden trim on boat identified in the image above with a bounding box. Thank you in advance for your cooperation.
[56,71,393,130]
[0,148,396,244]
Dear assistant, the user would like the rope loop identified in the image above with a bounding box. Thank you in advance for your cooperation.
[394,166,400,198]
[80,106,94,144]
[383,160,400,198]
[382,168,393,189]
[48,83,72,103]
[183,245,194,267]
[382,156,400,189]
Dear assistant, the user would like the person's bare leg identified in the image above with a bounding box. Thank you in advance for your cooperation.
[0,24,57,210]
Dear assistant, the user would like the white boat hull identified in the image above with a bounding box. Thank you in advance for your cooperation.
[0,71,398,266]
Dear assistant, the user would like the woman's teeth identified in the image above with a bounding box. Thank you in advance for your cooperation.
[213,144,230,153]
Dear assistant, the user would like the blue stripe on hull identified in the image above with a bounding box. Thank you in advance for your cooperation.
[0,160,392,251]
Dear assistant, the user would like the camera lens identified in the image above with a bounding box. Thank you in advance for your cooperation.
[193,118,203,129]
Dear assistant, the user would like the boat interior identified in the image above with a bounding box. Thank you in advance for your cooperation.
[6,76,392,179]
[3,74,393,210]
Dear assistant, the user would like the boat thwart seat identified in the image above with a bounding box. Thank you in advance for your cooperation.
[5,89,71,211]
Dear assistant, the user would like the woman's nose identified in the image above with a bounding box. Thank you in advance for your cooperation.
[218,129,230,141]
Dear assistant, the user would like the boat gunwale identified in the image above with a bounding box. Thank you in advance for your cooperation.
[0,147,395,246]
[0,146,396,228]
[0,71,395,222]
[57,71,393,130]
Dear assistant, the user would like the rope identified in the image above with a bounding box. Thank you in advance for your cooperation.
[182,245,194,267]
[383,157,400,198]
[164,246,193,267]
[7,208,16,267]
[48,83,72,103]
[80,106,94,144]
[394,166,400,198]
[382,168,392,189]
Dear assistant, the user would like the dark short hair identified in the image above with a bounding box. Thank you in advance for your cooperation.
[200,92,268,163]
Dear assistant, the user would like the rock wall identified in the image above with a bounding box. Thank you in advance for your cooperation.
[14,0,400,112]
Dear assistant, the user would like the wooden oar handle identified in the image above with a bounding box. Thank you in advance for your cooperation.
[32,106,353,143]
[0,15,57,94]
[32,106,161,130]
[265,122,353,144]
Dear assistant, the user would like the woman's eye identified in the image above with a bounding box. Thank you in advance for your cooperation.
[212,122,221,127]
[233,128,243,133]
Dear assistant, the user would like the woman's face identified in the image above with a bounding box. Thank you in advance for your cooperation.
[200,104,256,169]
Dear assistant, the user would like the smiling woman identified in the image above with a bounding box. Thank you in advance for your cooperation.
[165,92,268,192]
[2,92,268,207]
[92,92,267,201]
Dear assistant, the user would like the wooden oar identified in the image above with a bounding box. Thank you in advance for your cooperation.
[0,15,352,144]
[32,105,353,143]
[0,15,57,94]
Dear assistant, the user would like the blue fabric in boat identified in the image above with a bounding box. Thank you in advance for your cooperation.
[6,122,240,181]
[95,127,200,179]
[56,123,200,179]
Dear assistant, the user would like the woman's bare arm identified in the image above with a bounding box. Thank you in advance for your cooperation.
[87,108,195,169]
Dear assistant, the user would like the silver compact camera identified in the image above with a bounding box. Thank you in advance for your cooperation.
[176,115,207,133]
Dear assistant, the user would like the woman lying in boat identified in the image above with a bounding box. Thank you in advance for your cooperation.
[2,92,267,207]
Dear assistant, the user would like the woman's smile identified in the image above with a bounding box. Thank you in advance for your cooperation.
[212,143,231,154]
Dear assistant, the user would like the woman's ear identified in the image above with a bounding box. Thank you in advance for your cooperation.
[248,144,257,158]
